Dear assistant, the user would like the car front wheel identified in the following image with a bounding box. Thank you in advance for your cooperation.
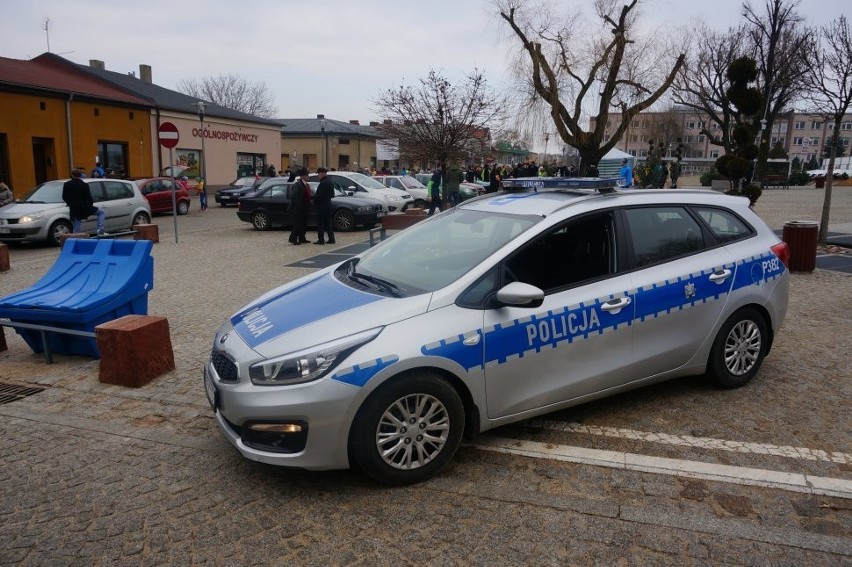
[349,372,464,485]
[47,219,72,246]
[251,211,271,231]
[333,209,355,232]
[177,200,190,215]
[707,307,768,388]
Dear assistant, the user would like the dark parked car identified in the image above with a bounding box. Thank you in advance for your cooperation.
[134,177,191,215]
[236,179,384,232]
[215,176,269,207]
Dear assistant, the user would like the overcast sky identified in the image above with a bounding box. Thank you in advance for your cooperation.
[2,0,846,130]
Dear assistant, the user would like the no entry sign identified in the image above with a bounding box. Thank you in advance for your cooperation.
[158,122,179,149]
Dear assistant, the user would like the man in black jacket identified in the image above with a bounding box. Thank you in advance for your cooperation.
[288,168,311,245]
[62,169,105,235]
[313,167,335,245]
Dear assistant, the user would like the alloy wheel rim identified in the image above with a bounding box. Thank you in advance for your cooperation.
[375,393,450,470]
[723,320,761,376]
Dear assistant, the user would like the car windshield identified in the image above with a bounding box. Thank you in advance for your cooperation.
[342,172,388,190]
[396,176,426,189]
[350,208,540,294]
[233,177,258,187]
[23,181,65,203]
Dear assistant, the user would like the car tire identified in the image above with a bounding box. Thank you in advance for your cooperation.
[132,212,151,227]
[413,199,428,208]
[349,372,464,485]
[707,307,768,388]
[333,209,355,232]
[252,211,271,231]
[177,200,190,215]
[47,219,73,246]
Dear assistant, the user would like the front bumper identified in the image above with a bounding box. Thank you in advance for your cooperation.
[204,353,358,471]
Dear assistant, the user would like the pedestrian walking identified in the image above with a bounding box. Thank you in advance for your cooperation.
[197,178,208,212]
[445,162,463,207]
[313,167,335,245]
[288,168,311,244]
[487,166,501,193]
[62,168,105,235]
[427,169,443,216]
[669,160,681,189]
[619,158,633,188]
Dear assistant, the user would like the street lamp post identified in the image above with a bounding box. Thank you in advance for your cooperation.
[543,133,550,167]
[196,101,207,183]
[318,114,327,168]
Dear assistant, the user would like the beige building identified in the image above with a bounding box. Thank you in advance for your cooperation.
[278,116,379,172]
[590,106,852,173]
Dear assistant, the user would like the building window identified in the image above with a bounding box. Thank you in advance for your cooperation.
[812,121,822,129]
[842,122,852,130]
[794,121,805,130]
[39,101,46,111]
[339,138,350,145]
[94,108,100,117]
[710,150,720,158]
[793,137,803,145]
[129,111,134,120]
[698,135,705,142]
[96,141,127,176]
[687,121,696,129]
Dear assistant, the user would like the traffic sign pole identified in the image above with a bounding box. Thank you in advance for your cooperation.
[158,122,181,244]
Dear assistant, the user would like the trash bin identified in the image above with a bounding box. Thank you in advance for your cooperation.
[782,220,819,273]
[815,177,825,189]
[0,238,154,357]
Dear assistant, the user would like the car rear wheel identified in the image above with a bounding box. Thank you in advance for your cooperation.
[177,200,190,215]
[333,209,355,232]
[132,212,151,226]
[413,199,428,208]
[707,307,768,388]
[349,372,464,485]
[252,211,271,231]
[47,219,72,246]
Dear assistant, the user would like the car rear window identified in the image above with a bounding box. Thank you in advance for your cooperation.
[694,206,754,244]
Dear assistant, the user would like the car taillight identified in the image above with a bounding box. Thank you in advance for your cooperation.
[771,241,790,268]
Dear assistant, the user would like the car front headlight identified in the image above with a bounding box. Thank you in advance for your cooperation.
[18,211,45,223]
[249,327,383,386]
[386,194,403,202]
[356,206,373,213]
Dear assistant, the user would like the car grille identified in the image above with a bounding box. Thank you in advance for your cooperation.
[211,349,239,382]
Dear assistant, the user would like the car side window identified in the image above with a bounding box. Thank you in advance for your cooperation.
[694,206,754,244]
[504,212,615,292]
[390,179,405,190]
[624,207,704,267]
[162,180,174,191]
[103,181,133,200]
[88,182,105,203]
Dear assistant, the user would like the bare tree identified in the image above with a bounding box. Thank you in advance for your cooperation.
[497,0,685,174]
[802,15,852,244]
[672,24,748,154]
[176,74,277,119]
[372,69,507,171]
[743,0,812,178]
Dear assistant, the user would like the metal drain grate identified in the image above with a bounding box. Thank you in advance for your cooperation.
[0,382,45,405]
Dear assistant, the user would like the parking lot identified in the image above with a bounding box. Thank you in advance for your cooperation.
[0,187,850,564]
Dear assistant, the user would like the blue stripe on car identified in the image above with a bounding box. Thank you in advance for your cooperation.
[231,274,382,349]
[332,356,400,387]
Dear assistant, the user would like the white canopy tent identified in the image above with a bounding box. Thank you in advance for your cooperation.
[598,148,634,177]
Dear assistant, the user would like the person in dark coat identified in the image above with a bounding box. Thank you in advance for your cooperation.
[427,169,443,216]
[487,167,502,193]
[62,169,105,235]
[267,163,277,177]
[288,168,311,245]
[313,167,335,245]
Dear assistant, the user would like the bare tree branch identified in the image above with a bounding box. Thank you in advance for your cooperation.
[176,74,277,119]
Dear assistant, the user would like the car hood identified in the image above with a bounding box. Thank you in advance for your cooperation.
[229,271,430,357]
[0,202,65,217]
[333,195,382,207]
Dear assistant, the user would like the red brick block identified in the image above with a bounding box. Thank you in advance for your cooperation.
[133,223,159,243]
[96,315,175,387]
[0,242,9,272]
[404,208,426,216]
[382,214,427,231]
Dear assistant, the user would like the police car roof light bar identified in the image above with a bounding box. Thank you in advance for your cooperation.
[501,177,620,194]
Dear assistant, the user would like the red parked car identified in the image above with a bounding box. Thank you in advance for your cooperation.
[134,177,191,215]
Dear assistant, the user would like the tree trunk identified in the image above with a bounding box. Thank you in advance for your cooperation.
[818,131,838,245]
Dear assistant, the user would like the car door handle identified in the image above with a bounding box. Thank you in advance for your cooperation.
[601,296,631,314]
[709,269,732,284]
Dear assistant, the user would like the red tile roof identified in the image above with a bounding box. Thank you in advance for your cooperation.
[0,53,151,106]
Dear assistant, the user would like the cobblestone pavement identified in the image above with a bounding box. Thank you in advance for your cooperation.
[0,187,850,565]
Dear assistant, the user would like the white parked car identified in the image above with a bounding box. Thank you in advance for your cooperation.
[0,178,152,246]
[309,171,412,213]
[372,175,430,208]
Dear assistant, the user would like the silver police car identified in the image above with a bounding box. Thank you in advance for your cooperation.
[205,178,790,485]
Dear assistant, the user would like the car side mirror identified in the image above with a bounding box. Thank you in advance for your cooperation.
[346,191,355,196]
[495,282,544,308]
